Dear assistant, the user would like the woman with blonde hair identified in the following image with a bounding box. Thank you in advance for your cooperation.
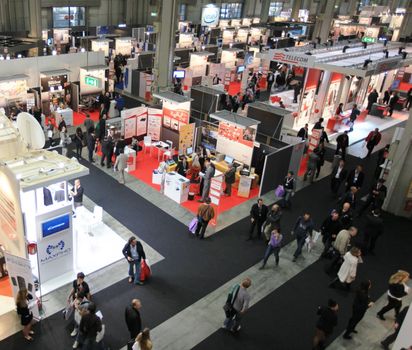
[133,328,153,350]
[16,288,35,341]
[377,270,410,320]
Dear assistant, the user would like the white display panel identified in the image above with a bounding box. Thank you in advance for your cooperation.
[91,39,110,57]
[201,6,220,27]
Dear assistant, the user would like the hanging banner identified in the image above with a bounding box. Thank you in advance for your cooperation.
[147,108,162,141]
[268,49,316,68]
[136,111,148,137]
[178,123,195,154]
[4,252,40,319]
[163,101,190,131]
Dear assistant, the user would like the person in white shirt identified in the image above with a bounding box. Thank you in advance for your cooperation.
[114,149,128,184]
[330,247,362,290]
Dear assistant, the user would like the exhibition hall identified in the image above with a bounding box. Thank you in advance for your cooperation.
[0,1,412,350]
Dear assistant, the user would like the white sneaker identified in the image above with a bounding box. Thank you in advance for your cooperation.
[70,328,78,337]
[72,340,79,349]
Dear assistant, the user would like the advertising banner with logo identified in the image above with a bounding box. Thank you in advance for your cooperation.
[36,212,73,283]
[201,6,220,27]
[268,49,316,68]
[216,122,256,165]
[298,68,322,128]
[178,123,195,154]
[147,108,162,141]
[163,101,190,131]
[4,252,40,319]
[323,72,343,121]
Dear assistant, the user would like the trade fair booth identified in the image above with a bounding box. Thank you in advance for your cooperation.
[259,42,412,142]
[91,38,112,57]
[115,37,133,56]
[0,111,125,323]
[0,74,29,114]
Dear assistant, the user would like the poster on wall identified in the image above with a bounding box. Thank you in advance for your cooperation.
[298,68,321,128]
[121,106,148,138]
[179,123,195,154]
[216,122,256,165]
[124,115,137,139]
[163,101,190,130]
[147,108,162,141]
[323,72,343,121]
[345,77,362,108]
[4,252,40,319]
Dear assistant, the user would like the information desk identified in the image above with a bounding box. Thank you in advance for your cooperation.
[212,160,259,188]
[164,172,190,203]
[326,112,350,132]
[54,108,74,126]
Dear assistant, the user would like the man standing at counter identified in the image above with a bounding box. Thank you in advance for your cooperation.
[199,160,215,202]
[70,179,84,210]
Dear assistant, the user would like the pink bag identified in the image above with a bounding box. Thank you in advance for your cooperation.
[275,185,285,198]
[188,217,198,234]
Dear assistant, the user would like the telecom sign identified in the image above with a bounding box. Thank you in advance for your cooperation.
[85,76,100,88]
[269,50,315,68]
[201,6,220,27]
[362,36,376,43]
[42,214,70,238]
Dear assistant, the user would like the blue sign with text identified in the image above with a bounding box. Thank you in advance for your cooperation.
[42,214,70,238]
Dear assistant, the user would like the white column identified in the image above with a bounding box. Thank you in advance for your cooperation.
[312,0,336,43]
[28,0,42,38]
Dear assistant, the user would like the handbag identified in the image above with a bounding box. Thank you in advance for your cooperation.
[275,185,285,198]
[188,217,198,234]
[63,300,74,320]
[140,259,151,281]
[223,284,240,318]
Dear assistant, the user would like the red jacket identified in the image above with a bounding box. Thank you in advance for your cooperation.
[366,131,381,145]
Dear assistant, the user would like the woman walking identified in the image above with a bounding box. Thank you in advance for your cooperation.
[133,328,153,350]
[16,289,35,341]
[377,270,410,320]
[329,247,362,290]
[259,229,283,269]
[343,280,373,339]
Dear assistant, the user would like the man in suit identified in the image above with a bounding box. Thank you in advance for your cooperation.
[266,70,274,92]
[247,198,268,240]
[200,160,215,202]
[340,186,359,209]
[363,209,384,255]
[335,131,349,160]
[365,128,382,158]
[223,163,236,196]
[331,160,347,195]
[122,236,146,285]
[345,165,364,191]
[125,299,142,340]
[359,178,387,215]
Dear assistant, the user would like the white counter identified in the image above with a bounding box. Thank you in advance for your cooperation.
[164,171,190,204]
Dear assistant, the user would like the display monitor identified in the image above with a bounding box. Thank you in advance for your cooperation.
[224,155,234,164]
[237,65,245,74]
[41,214,70,238]
[173,70,185,79]
[186,147,193,155]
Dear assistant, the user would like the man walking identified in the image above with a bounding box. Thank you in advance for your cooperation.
[331,160,347,195]
[363,209,384,255]
[114,148,128,184]
[200,160,215,202]
[266,70,274,92]
[345,165,365,191]
[247,198,268,240]
[335,131,349,159]
[348,104,360,132]
[223,278,252,333]
[292,213,314,262]
[304,148,320,183]
[122,236,146,285]
[365,128,382,158]
[312,299,339,350]
[359,178,387,215]
[125,299,142,340]
[195,197,215,239]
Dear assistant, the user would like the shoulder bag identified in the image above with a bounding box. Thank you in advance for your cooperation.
[223,284,240,318]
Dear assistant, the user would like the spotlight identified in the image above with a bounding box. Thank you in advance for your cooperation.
[363,59,372,68]
[305,52,312,55]
[383,49,389,58]
[342,45,349,53]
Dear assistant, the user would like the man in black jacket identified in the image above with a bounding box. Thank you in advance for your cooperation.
[335,131,349,160]
[363,209,384,255]
[223,164,236,196]
[358,178,387,215]
[122,236,146,285]
[79,302,102,350]
[345,165,365,191]
[248,199,268,240]
[367,89,379,111]
[297,123,309,141]
[313,299,339,350]
[381,306,409,350]
[339,202,353,229]
[292,213,314,262]
[125,299,142,340]
[320,210,342,257]
[331,160,347,195]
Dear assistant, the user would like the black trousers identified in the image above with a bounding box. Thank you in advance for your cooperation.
[76,145,83,159]
[381,328,400,347]
[249,219,265,239]
[88,147,94,162]
[363,231,380,254]
[378,296,402,317]
[195,218,209,239]
[345,309,366,335]
[335,146,346,160]
[331,178,342,194]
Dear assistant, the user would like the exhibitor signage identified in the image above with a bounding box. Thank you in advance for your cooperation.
[201,6,220,27]
[269,50,315,68]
